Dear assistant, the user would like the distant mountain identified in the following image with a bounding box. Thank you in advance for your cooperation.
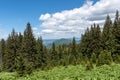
[43,38,81,48]
[54,38,72,45]
[43,39,56,46]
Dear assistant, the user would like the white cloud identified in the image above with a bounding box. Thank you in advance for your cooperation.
[32,27,38,31]
[38,0,120,39]
[39,13,51,20]
[42,29,55,34]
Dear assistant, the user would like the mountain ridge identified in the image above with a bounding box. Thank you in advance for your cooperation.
[43,38,81,48]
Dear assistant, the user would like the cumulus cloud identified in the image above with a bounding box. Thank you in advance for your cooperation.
[38,0,120,39]
[32,27,38,31]
[39,13,51,20]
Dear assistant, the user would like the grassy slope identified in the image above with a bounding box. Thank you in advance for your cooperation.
[0,64,120,80]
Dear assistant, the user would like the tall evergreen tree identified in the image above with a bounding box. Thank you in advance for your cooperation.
[71,37,77,59]
[113,10,120,55]
[69,37,78,64]
[36,36,45,68]
[50,42,58,66]
[90,24,102,56]
[80,28,91,57]
[18,22,37,74]
[80,24,101,57]
[0,39,5,67]
[102,15,115,52]
[4,29,18,71]
[15,32,24,76]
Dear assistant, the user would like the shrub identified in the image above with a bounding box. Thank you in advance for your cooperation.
[86,61,93,71]
[91,53,96,64]
[97,50,113,66]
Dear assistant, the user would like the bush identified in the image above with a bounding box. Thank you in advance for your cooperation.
[113,54,120,64]
[86,61,93,71]
[97,50,113,66]
[0,67,2,72]
[91,53,96,64]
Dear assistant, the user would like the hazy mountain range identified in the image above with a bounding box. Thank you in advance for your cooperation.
[43,38,80,48]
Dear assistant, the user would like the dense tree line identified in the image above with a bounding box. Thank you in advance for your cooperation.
[0,11,120,76]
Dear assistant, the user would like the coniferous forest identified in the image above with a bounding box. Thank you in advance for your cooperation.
[0,11,120,79]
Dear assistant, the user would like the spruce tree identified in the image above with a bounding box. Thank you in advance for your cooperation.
[70,37,77,65]
[36,36,45,69]
[80,28,91,57]
[15,33,24,76]
[112,10,120,61]
[71,37,77,59]
[0,39,5,67]
[80,24,101,57]
[90,24,102,56]
[110,11,119,60]
[102,15,114,52]
[19,22,37,74]
[51,42,58,66]
[4,29,19,72]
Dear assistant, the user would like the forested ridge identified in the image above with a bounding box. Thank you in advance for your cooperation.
[0,11,120,76]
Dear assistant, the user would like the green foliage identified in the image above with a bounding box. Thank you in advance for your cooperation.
[97,50,113,66]
[91,53,96,64]
[50,42,58,66]
[0,64,120,80]
[85,61,93,71]
[16,55,25,77]
[0,39,5,69]
[3,29,19,72]
[76,52,83,64]
[113,54,120,64]
[102,15,115,53]
[112,10,120,55]
[80,24,102,58]
[35,37,44,68]
[17,22,37,76]
[71,37,77,59]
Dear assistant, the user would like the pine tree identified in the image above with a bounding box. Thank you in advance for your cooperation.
[102,15,114,52]
[90,24,102,56]
[80,24,101,57]
[36,36,45,69]
[51,42,56,66]
[44,46,52,70]
[16,52,25,76]
[18,22,37,75]
[4,29,19,72]
[71,37,77,59]
[70,37,77,65]
[15,33,24,76]
[113,10,120,55]
[57,45,63,65]
[80,28,91,57]
[0,39,5,67]
[50,42,58,66]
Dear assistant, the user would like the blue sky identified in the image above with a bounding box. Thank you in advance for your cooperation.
[0,0,120,39]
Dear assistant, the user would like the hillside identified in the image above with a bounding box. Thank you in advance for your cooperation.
[54,38,72,45]
[44,38,80,48]
[0,64,120,80]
